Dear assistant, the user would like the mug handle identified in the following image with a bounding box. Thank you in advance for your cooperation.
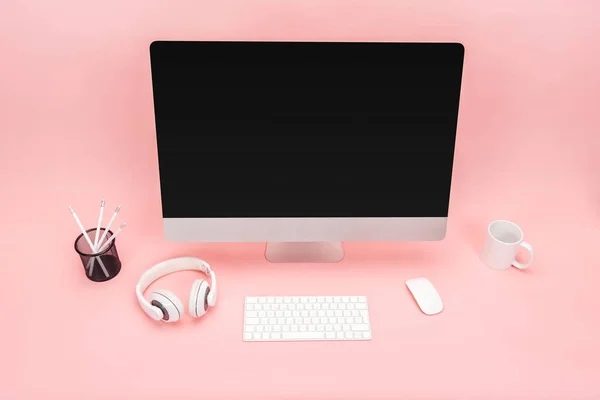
[513,241,534,269]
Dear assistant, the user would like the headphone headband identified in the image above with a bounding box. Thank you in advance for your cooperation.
[136,257,217,320]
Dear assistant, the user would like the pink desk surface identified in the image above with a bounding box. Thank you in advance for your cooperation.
[2,1,600,398]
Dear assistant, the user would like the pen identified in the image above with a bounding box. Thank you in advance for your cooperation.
[97,205,121,249]
[96,222,127,253]
[69,206,109,278]
[92,198,105,252]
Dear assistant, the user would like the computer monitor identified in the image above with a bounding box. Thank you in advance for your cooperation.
[149,41,465,262]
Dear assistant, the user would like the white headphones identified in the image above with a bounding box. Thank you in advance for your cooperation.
[135,257,217,322]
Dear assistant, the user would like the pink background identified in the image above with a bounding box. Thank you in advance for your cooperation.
[1,1,600,399]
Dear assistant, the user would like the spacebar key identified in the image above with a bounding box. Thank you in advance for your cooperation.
[282,332,325,340]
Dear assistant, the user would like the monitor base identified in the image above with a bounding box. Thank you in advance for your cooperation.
[265,242,344,263]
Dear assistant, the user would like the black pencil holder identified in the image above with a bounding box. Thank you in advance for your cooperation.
[74,228,121,282]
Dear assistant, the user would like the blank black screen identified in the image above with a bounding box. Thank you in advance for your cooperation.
[150,41,464,218]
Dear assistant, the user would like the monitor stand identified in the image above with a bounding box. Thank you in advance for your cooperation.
[265,242,344,263]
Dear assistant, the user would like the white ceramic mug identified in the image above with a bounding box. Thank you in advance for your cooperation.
[480,220,534,270]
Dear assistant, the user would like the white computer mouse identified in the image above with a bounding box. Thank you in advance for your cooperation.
[405,277,443,315]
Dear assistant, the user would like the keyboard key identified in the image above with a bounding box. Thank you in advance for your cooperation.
[291,325,299,332]
[352,310,359,317]
[350,296,358,303]
[258,311,266,318]
[303,318,311,324]
[246,311,257,318]
[343,324,351,331]
[280,304,287,311]
[306,304,313,310]
[327,310,334,317]
[274,325,282,332]
[346,317,354,324]
[314,303,321,310]
[245,318,258,325]
[244,333,252,340]
[336,332,344,339]
[339,304,346,310]
[263,304,271,311]
[301,311,308,317]
[323,304,329,310]
[295,318,302,324]
[278,318,285,325]
[286,318,294,325]
[342,296,349,303]
[363,331,371,340]
[276,297,283,304]
[269,318,276,324]
[326,296,333,303]
[329,317,336,324]
[311,317,319,324]
[308,325,316,332]
[330,304,338,310]
[272,304,280,311]
[351,324,370,331]
[354,317,362,324]
[293,311,300,317]
[334,324,342,331]
[246,304,254,311]
[317,325,325,332]
[347,303,355,310]
[271,333,281,340]
[262,333,270,340]
[310,310,317,317]
[301,297,308,303]
[246,297,258,303]
[289,304,297,311]
[267,311,274,318]
[244,325,255,332]
[300,325,307,332]
[284,311,292,318]
[309,297,317,303]
[318,310,325,317]
[317,296,325,302]
[345,332,353,339]
[334,296,342,303]
[335,311,342,317]
[358,296,367,303]
[254,304,262,311]
[283,332,325,340]
[276,311,283,317]
[356,303,367,310]
[326,332,335,339]
[297,304,304,310]
[320,317,328,324]
[354,332,363,339]
[253,332,262,340]
[258,297,266,304]
[267,297,275,304]
[265,325,272,332]
[326,325,333,331]
[284,297,291,303]
[343,310,351,317]
[256,325,264,332]
[283,325,290,332]
[292,297,299,303]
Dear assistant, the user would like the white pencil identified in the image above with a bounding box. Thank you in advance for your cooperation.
[88,199,106,277]
[93,198,105,252]
[69,206,109,278]
[97,205,121,249]
[96,222,127,253]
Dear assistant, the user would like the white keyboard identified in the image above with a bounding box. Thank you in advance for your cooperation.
[243,296,372,342]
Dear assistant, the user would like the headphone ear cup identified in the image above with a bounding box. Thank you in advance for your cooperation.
[149,289,184,322]
[189,279,210,318]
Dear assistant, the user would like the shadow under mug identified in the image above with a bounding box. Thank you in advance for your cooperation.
[480,220,534,270]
